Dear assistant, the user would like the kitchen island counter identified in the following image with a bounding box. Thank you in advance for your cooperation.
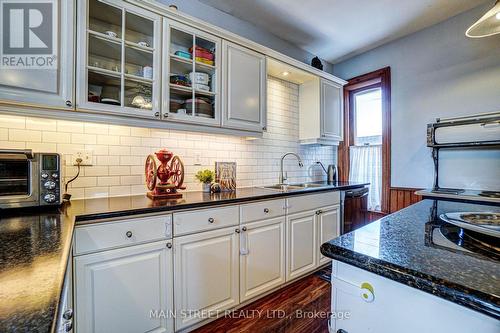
[321,199,500,319]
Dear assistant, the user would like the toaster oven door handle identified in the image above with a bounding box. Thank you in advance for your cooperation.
[0,149,34,160]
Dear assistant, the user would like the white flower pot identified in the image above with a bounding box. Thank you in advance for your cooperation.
[202,183,211,193]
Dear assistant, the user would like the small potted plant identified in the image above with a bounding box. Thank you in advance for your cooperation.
[195,169,215,192]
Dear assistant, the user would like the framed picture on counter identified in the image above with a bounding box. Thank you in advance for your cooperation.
[215,162,236,191]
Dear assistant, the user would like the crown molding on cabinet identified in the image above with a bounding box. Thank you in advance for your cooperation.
[133,0,347,86]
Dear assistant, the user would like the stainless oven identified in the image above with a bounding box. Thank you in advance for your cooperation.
[0,149,61,209]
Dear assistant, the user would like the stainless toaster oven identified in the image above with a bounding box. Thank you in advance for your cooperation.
[0,149,61,209]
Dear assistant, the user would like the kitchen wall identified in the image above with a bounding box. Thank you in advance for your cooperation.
[0,77,335,199]
[157,0,333,73]
[333,3,500,190]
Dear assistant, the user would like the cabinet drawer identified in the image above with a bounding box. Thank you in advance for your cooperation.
[240,199,286,223]
[287,191,340,214]
[173,206,239,236]
[74,215,172,255]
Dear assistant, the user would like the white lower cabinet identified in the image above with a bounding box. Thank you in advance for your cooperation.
[173,226,240,330]
[317,205,340,266]
[286,210,317,281]
[72,192,344,332]
[74,240,174,333]
[240,217,286,302]
[331,261,500,333]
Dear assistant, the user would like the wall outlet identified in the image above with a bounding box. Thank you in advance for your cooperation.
[73,150,93,166]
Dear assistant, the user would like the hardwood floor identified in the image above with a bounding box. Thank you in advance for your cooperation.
[192,272,331,333]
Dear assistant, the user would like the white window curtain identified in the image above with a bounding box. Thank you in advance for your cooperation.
[349,145,382,211]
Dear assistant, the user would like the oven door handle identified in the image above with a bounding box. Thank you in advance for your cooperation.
[0,149,34,160]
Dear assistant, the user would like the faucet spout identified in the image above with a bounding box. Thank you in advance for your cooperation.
[279,152,303,184]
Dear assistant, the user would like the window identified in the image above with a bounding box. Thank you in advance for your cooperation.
[353,88,382,146]
[349,87,383,211]
[339,67,391,213]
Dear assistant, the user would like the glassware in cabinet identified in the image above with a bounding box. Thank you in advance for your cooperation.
[78,0,160,117]
[164,21,221,125]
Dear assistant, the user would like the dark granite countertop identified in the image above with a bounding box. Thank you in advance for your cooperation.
[0,181,366,332]
[0,209,74,333]
[320,199,500,319]
[68,181,367,224]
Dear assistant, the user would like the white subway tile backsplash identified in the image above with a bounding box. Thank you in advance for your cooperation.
[57,120,84,133]
[0,128,8,140]
[43,131,71,143]
[9,129,41,142]
[0,77,336,199]
[0,115,25,129]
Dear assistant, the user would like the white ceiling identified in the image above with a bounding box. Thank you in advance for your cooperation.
[198,0,489,63]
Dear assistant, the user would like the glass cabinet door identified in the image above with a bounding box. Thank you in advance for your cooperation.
[77,0,161,118]
[163,21,221,126]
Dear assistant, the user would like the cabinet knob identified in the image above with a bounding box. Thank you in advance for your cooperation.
[65,100,72,107]
[126,231,133,238]
[337,330,348,333]
[316,210,321,215]
[154,112,160,117]
[166,242,172,249]
[64,321,73,332]
[263,208,270,213]
[63,309,73,320]
[242,226,247,232]
[262,126,267,131]
[208,217,214,223]
[163,113,168,118]
[235,228,240,233]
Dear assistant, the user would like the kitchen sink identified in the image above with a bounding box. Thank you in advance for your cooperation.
[261,183,326,191]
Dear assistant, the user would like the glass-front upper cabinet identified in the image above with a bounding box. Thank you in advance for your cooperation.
[0,0,74,109]
[77,0,161,118]
[163,21,221,126]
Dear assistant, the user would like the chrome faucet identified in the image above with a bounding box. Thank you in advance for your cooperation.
[279,152,303,184]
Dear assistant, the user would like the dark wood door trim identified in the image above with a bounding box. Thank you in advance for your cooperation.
[339,67,392,213]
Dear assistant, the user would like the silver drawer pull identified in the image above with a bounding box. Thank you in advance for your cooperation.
[126,231,133,238]
[263,208,270,213]
[166,242,172,249]
[208,217,215,223]
[63,309,73,320]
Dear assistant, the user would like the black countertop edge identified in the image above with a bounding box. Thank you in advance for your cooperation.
[320,244,500,319]
[74,183,368,223]
[50,233,74,333]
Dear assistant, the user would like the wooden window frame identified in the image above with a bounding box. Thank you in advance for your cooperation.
[338,67,391,213]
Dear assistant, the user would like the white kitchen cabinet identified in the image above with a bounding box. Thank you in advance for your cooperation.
[163,20,222,126]
[74,240,173,333]
[286,210,317,281]
[240,217,286,302]
[174,226,240,330]
[320,79,343,140]
[76,0,162,118]
[0,0,74,109]
[222,40,267,132]
[331,261,500,333]
[317,205,340,266]
[299,78,344,145]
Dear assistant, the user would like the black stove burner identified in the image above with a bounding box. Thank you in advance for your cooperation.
[479,191,500,199]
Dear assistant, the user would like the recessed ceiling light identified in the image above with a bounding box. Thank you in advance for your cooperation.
[282,71,289,76]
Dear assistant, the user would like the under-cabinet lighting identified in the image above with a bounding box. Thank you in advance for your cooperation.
[282,71,289,76]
